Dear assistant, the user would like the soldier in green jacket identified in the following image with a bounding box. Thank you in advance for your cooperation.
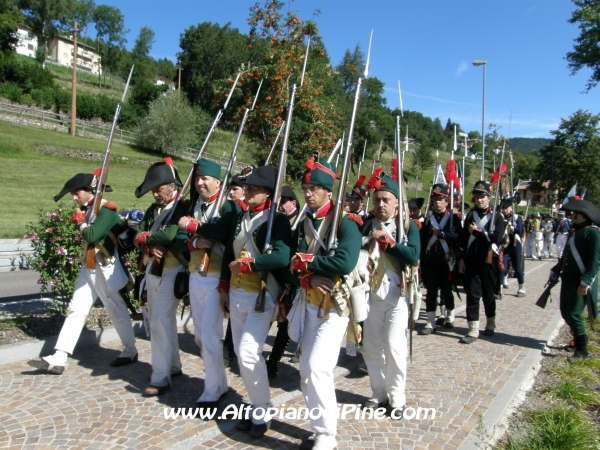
[28,171,137,375]
[134,158,189,396]
[217,165,292,438]
[360,171,420,419]
[175,158,242,410]
[549,200,600,359]
[289,155,361,450]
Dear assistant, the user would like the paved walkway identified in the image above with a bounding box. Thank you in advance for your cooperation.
[0,259,562,449]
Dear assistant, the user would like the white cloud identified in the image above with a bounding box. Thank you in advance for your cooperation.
[456,61,468,77]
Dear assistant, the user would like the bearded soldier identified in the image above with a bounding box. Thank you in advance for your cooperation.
[218,165,292,438]
[360,171,420,419]
[419,183,462,334]
[29,170,137,374]
[134,158,189,396]
[549,200,600,359]
[289,155,361,450]
[458,181,505,344]
[500,199,526,297]
[176,158,241,409]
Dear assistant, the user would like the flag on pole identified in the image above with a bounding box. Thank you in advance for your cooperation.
[434,159,447,184]
[562,184,579,204]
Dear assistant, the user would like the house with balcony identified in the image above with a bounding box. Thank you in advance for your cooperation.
[15,24,37,58]
[46,35,102,75]
[515,180,560,213]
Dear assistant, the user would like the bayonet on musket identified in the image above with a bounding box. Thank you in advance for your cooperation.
[319,30,373,320]
[85,64,134,269]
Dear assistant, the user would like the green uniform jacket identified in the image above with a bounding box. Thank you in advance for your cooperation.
[557,226,600,320]
[138,201,189,247]
[220,210,292,282]
[81,205,122,256]
[291,215,361,282]
[175,199,241,253]
[361,218,420,267]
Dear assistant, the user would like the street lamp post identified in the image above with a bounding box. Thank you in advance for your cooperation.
[473,60,487,180]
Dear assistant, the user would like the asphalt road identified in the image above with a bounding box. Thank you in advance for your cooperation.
[0,270,41,302]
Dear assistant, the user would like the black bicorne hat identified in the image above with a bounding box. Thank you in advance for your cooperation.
[135,158,182,198]
[501,198,514,209]
[230,165,255,188]
[561,200,600,226]
[408,198,425,209]
[54,170,112,202]
[244,165,277,192]
[281,185,298,204]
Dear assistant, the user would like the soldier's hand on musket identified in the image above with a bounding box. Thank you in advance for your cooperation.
[371,229,387,240]
[151,245,167,259]
[548,271,556,283]
[468,221,479,233]
[459,259,466,274]
[219,290,230,313]
[195,237,214,249]
[577,284,590,296]
[229,258,252,277]
[310,275,334,295]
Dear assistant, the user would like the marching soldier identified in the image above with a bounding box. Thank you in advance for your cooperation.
[418,183,462,334]
[29,170,138,374]
[542,215,555,258]
[346,176,369,220]
[555,210,571,258]
[408,198,425,230]
[176,158,241,409]
[531,212,543,260]
[218,165,292,438]
[458,181,505,344]
[360,171,420,418]
[289,155,361,450]
[134,158,189,396]
[501,199,526,297]
[549,200,600,359]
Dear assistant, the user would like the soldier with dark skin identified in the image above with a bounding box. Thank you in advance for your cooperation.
[419,183,462,334]
[458,181,505,344]
[549,200,600,359]
[134,159,189,396]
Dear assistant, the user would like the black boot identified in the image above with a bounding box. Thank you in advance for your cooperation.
[570,334,590,360]
[267,320,290,380]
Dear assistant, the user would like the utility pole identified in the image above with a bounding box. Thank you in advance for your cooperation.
[177,61,182,99]
[70,21,78,136]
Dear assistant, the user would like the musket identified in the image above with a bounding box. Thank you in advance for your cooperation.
[264,119,286,165]
[357,140,367,176]
[450,125,457,233]
[256,38,311,312]
[364,158,377,215]
[320,30,373,319]
[490,141,506,233]
[150,72,242,276]
[85,65,134,269]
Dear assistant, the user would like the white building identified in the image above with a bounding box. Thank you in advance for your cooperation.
[15,24,37,58]
[47,35,102,75]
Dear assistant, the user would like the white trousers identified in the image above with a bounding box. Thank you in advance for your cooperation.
[189,271,227,402]
[55,266,136,358]
[300,302,349,436]
[543,238,554,257]
[146,265,183,387]
[362,293,408,408]
[556,234,568,258]
[229,287,275,425]
[533,231,543,258]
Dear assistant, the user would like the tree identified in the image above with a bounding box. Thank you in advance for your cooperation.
[233,0,343,179]
[92,4,127,81]
[412,144,434,177]
[178,21,263,112]
[566,0,600,91]
[535,110,600,205]
[337,44,364,95]
[136,90,199,155]
[0,0,23,54]
[156,57,176,80]
[130,26,156,82]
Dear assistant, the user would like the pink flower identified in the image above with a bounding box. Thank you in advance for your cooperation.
[37,279,43,284]
[56,247,67,256]
[49,279,56,286]
[49,237,56,244]
[50,213,59,221]
[75,236,82,242]
[45,228,52,234]
[31,235,38,242]
[68,257,74,264]
[41,261,47,267]
[23,233,29,239]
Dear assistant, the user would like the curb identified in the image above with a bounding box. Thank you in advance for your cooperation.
[0,311,192,366]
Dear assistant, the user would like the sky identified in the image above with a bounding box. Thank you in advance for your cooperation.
[93,0,599,139]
